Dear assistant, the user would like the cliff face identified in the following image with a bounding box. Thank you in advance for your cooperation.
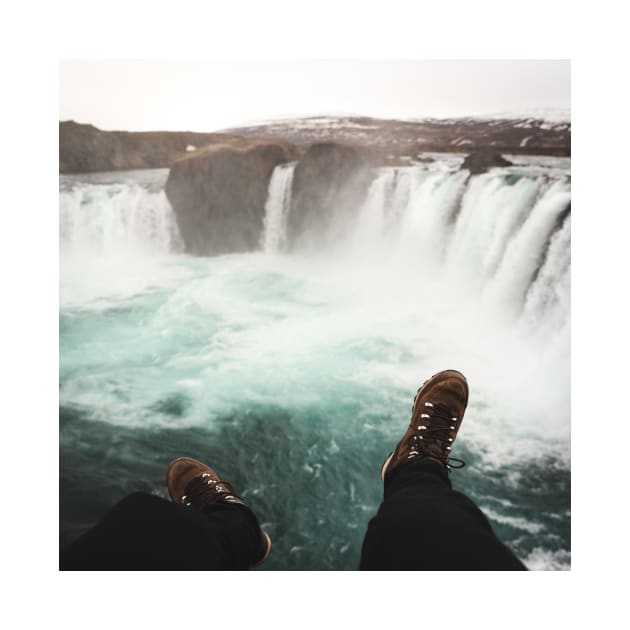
[164,137,298,255]
[164,139,375,255]
[59,121,237,173]
[288,142,374,248]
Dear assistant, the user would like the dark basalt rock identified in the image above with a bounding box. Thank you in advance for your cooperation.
[59,120,240,174]
[288,142,375,249]
[165,137,297,255]
[460,151,513,175]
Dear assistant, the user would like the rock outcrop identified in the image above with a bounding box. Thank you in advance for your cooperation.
[61,113,571,175]
[165,137,298,255]
[60,121,236,173]
[288,142,375,249]
[460,151,514,175]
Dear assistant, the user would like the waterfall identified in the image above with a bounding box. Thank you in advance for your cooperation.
[351,170,396,253]
[395,169,469,264]
[59,183,182,255]
[347,166,571,327]
[482,179,571,317]
[62,161,570,331]
[522,215,571,331]
[261,162,297,253]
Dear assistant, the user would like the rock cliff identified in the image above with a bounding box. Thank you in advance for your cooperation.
[164,137,298,255]
[59,121,235,173]
[288,142,375,248]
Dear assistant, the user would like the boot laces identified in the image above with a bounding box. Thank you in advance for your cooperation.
[407,401,466,469]
[181,473,241,507]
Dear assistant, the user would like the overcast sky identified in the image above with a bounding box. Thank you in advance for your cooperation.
[60,60,570,132]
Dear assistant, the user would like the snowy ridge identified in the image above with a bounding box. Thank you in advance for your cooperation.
[224,113,570,156]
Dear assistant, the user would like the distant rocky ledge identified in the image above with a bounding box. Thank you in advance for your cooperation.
[59,121,242,174]
[60,114,569,174]
[460,151,514,175]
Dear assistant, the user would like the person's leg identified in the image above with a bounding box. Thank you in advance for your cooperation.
[359,458,526,570]
[360,369,526,571]
[60,492,265,570]
[60,458,270,571]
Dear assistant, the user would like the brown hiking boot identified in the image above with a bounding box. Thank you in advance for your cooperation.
[381,370,469,479]
[166,457,272,565]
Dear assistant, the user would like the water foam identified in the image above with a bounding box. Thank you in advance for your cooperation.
[60,182,182,255]
[60,161,571,569]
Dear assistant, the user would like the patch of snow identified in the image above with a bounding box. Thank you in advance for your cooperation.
[185,145,196,152]
[477,107,571,123]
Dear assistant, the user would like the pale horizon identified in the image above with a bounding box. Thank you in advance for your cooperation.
[60,60,570,133]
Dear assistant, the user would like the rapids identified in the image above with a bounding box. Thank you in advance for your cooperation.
[60,156,571,570]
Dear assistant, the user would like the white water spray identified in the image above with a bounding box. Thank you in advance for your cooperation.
[272,164,571,328]
[60,183,183,255]
[483,178,570,317]
[522,215,571,332]
[261,162,297,253]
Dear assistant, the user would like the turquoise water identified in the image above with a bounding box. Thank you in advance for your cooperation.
[60,167,571,570]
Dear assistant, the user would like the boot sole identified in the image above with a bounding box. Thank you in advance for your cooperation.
[252,530,273,567]
[381,452,394,481]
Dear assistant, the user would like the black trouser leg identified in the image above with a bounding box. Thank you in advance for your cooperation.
[60,492,265,570]
[359,459,527,570]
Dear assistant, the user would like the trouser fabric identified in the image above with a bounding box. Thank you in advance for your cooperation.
[359,458,527,570]
[61,459,527,571]
[60,491,264,570]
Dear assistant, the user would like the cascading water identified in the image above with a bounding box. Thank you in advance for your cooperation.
[60,156,571,570]
[261,162,296,253]
[60,171,182,255]
[523,215,571,331]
